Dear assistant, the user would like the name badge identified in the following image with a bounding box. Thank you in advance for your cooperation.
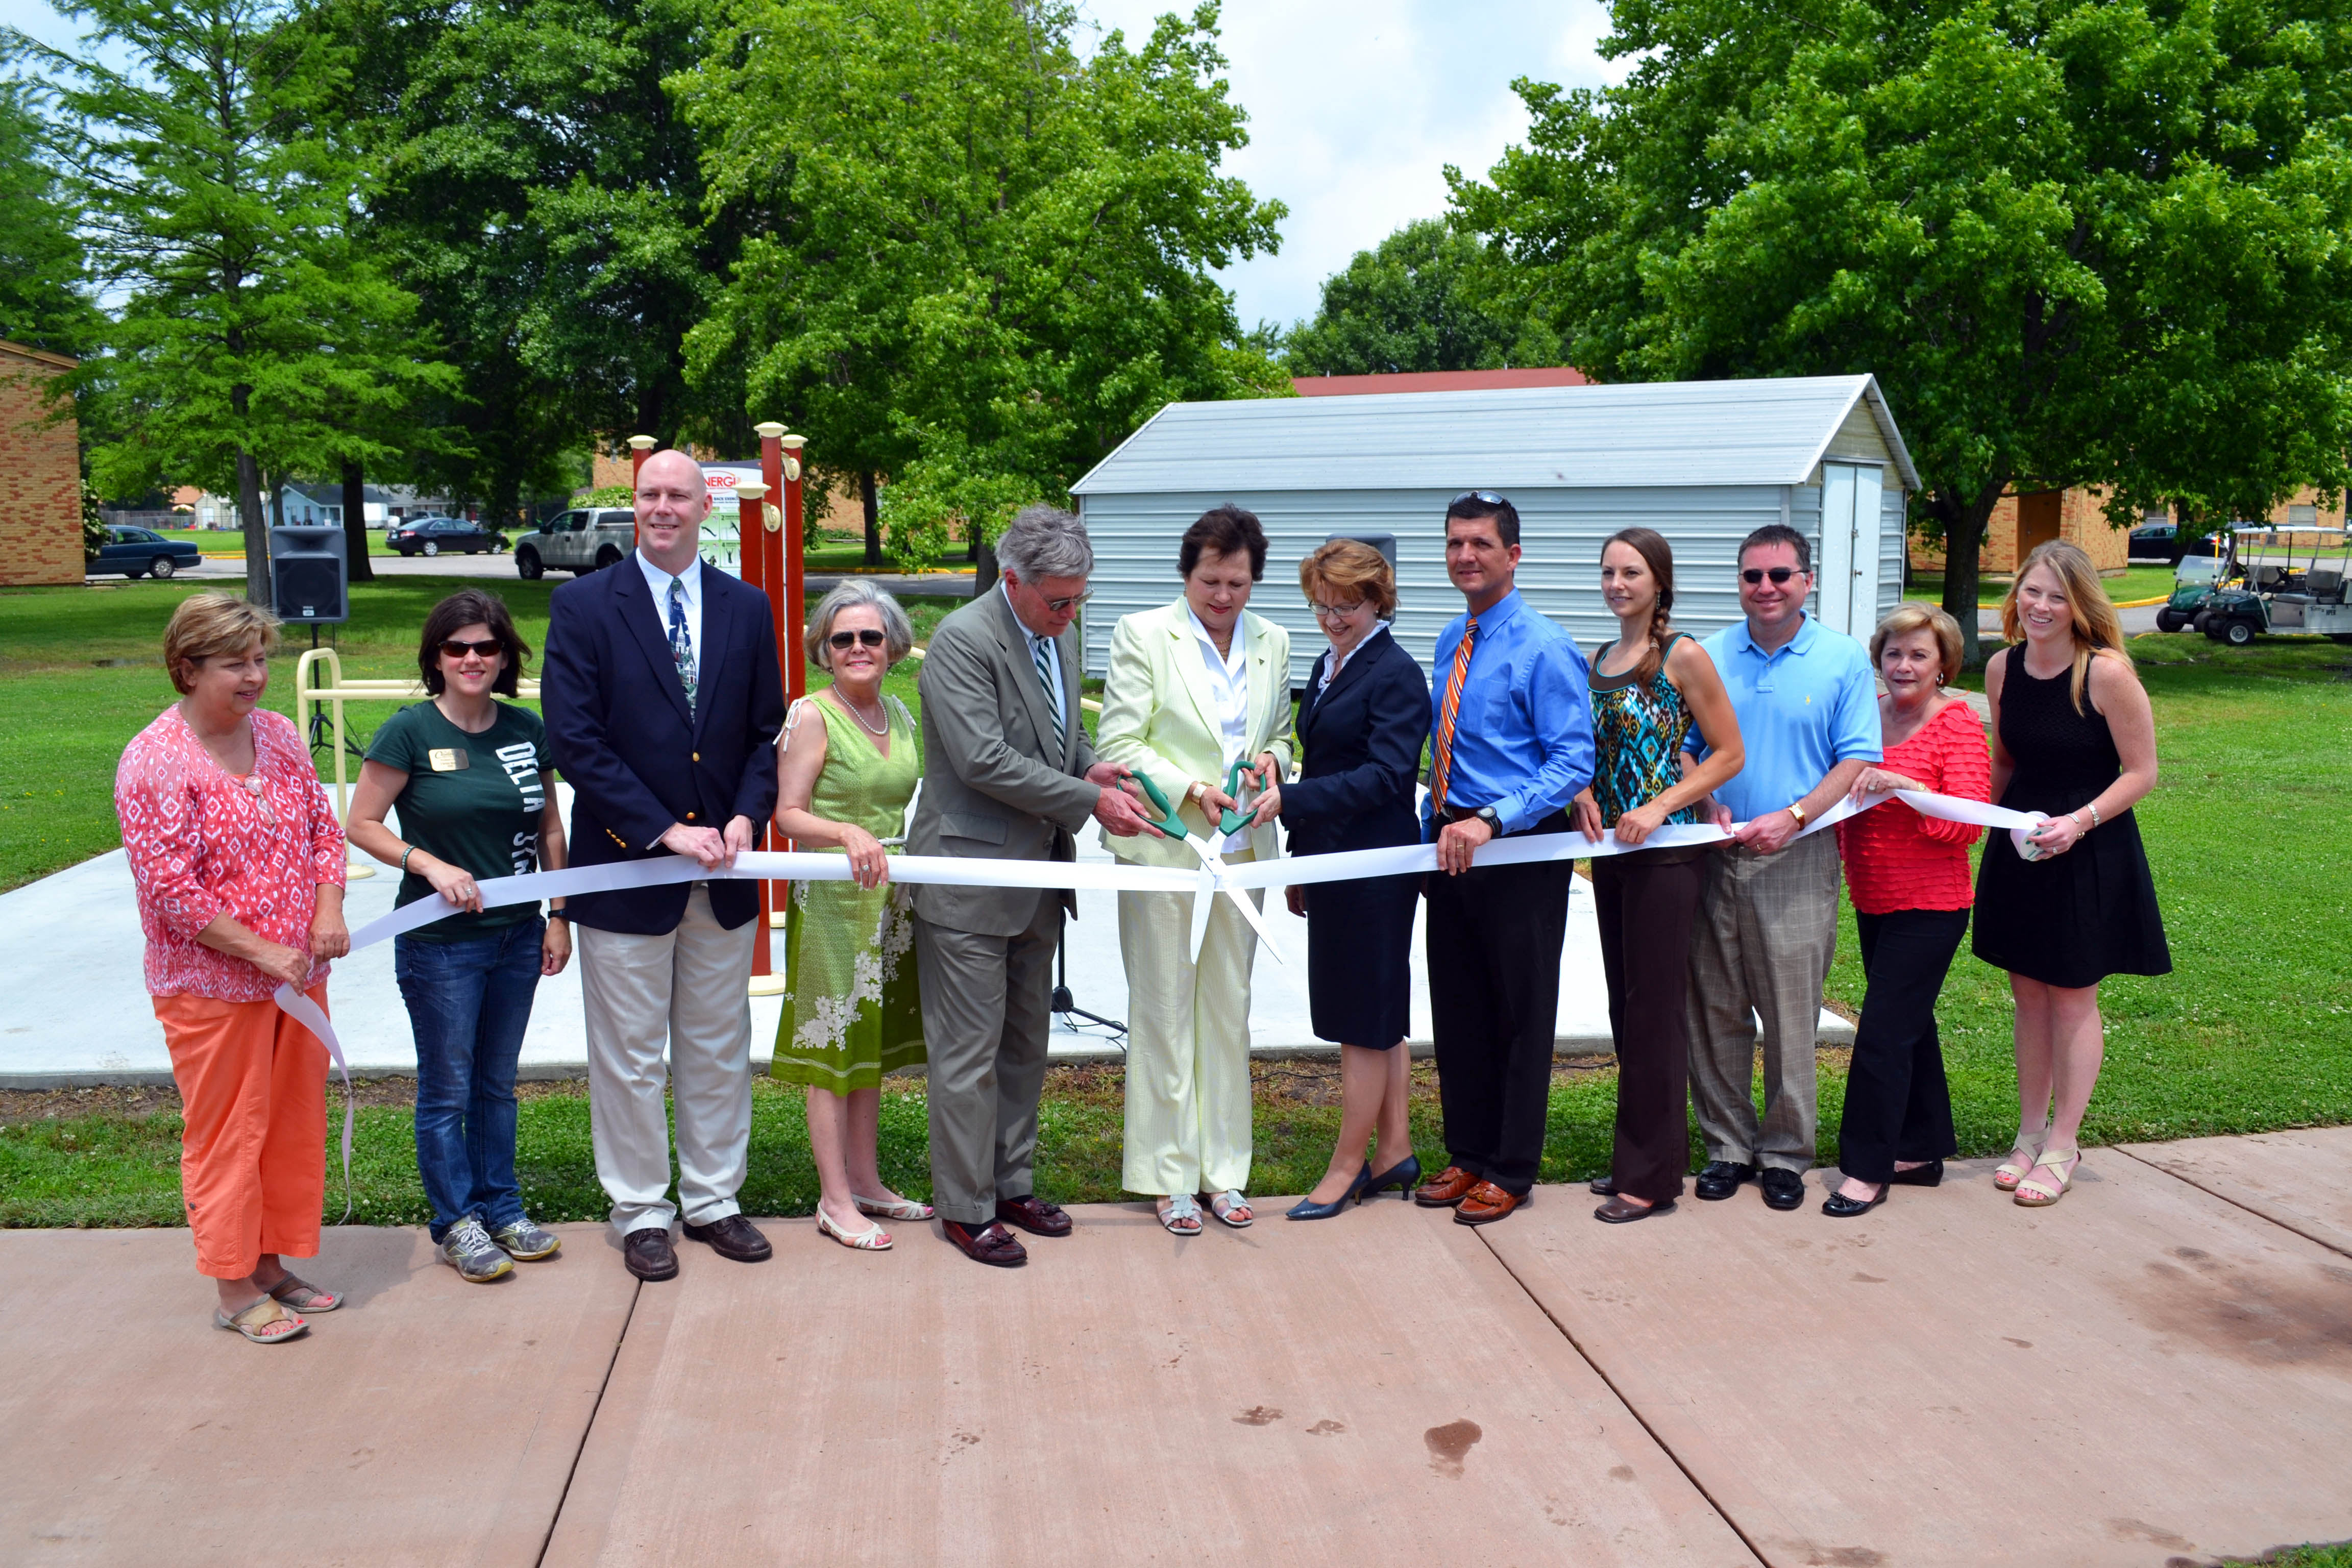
[429,748,470,772]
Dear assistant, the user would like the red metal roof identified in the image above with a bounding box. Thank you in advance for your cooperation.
[1290,366,1588,397]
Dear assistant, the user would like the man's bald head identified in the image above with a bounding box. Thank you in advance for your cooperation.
[633,448,710,575]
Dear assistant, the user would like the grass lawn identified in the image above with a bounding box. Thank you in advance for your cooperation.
[1906,563,2178,605]
[3,580,2348,1226]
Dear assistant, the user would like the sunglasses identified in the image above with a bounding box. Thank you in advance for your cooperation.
[439,638,504,659]
[827,628,887,650]
[1450,490,1508,508]
[1741,567,1803,585]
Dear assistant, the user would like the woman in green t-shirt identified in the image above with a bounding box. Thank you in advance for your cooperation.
[350,590,572,1284]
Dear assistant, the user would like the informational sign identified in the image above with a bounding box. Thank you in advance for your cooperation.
[698,462,760,576]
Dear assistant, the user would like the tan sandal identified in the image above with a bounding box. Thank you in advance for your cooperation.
[816,1208,892,1251]
[2014,1145,2080,1208]
[215,1295,307,1344]
[267,1275,341,1313]
[1994,1128,2048,1192]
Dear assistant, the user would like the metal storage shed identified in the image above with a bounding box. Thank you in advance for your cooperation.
[1068,374,1919,688]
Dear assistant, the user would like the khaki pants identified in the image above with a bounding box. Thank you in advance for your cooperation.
[577,886,757,1236]
[1684,831,1841,1172]
[1116,879,1259,1196]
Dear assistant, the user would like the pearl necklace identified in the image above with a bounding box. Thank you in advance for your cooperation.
[833,688,890,737]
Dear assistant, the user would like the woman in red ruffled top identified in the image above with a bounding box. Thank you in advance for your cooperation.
[1822,603,1990,1217]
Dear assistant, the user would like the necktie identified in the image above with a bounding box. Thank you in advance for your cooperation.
[1032,632,1065,752]
[667,577,697,718]
[1429,616,1477,810]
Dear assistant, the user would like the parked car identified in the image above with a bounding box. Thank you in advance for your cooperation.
[89,525,204,580]
[511,507,637,580]
[2128,522,2183,564]
[387,516,502,557]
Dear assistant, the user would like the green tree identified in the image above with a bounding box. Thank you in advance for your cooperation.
[0,78,100,357]
[1284,217,1560,377]
[1451,0,2352,662]
[677,0,1285,566]
[28,0,456,603]
[331,0,741,522]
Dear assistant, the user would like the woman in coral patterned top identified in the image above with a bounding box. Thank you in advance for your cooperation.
[1823,603,1991,1218]
[116,595,349,1344]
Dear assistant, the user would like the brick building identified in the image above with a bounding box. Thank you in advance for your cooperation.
[0,338,82,587]
[1911,484,2347,578]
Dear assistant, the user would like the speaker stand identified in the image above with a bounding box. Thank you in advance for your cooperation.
[1051,908,1126,1047]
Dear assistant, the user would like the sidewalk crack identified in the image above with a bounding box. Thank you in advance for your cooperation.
[533,1277,641,1567]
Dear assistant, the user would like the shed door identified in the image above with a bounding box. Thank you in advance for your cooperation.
[1818,463,1884,635]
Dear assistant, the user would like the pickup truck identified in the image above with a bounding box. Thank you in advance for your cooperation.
[512,508,635,579]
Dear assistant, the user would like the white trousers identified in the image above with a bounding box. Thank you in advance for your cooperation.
[1117,878,1259,1195]
[577,885,757,1236]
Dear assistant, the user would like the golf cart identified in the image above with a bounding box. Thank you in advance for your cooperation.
[2154,540,2233,633]
[2192,527,2352,647]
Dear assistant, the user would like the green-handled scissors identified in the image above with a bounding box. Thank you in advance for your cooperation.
[1217,758,1258,838]
[1128,769,1191,841]
[1117,767,1287,968]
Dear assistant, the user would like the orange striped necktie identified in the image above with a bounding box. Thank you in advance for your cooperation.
[1430,616,1478,810]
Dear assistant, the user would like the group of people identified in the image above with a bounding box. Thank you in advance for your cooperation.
[116,448,2171,1342]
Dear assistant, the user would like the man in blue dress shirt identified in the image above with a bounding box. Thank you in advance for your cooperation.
[1682,524,1881,1211]
[1411,492,1595,1226]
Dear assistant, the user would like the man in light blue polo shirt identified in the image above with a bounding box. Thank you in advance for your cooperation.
[1682,523,1880,1211]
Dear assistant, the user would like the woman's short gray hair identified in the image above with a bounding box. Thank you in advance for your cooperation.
[995,503,1093,583]
[805,579,916,671]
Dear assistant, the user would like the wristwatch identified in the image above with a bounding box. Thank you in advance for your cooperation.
[1787,801,1809,827]
[1474,805,1502,835]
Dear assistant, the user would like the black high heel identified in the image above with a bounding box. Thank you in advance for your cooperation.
[1362,1154,1422,1199]
[1286,1164,1376,1221]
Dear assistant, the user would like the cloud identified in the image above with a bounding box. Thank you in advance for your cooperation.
[1077,0,1626,333]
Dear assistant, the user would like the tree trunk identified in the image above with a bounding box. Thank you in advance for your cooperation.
[974,534,999,596]
[236,449,270,605]
[1929,478,2008,668]
[861,471,883,566]
[340,458,374,584]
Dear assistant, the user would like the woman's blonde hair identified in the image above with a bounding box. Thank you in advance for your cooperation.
[163,594,281,694]
[1297,539,1396,619]
[1869,602,1964,685]
[2000,541,2127,713]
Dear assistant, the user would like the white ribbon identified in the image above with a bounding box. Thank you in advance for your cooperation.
[277,786,2047,1197]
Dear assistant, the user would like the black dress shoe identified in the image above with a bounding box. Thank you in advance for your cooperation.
[623,1228,678,1281]
[1693,1161,1756,1201]
[1888,1159,1945,1188]
[1759,1169,1805,1211]
[994,1194,1072,1237]
[943,1219,1027,1267]
[682,1214,773,1262]
[1821,1184,1889,1218]
[1588,1174,1617,1197]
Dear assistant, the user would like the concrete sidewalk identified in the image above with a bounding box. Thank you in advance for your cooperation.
[5,1129,2348,1566]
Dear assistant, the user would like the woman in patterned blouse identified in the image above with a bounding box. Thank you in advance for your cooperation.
[115,595,350,1344]
[1571,529,1744,1223]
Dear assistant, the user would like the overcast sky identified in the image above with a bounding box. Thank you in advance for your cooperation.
[5,0,1626,332]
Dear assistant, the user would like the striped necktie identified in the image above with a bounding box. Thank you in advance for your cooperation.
[1429,616,1477,809]
[1031,631,1065,751]
[667,577,697,718]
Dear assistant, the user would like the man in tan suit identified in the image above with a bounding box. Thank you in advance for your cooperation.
[910,504,1159,1266]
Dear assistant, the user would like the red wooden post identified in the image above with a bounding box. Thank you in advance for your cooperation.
[780,435,807,702]
[734,480,775,979]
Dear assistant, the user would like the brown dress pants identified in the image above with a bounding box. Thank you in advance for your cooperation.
[1591,849,1706,1203]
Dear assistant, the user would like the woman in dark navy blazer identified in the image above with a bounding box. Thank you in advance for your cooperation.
[1265,540,1431,1219]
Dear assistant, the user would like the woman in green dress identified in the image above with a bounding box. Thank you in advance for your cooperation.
[772,581,928,1251]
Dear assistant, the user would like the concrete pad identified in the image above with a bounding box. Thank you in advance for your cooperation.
[2121,1128,2352,1259]
[541,1199,1757,1567]
[1477,1160,2352,1567]
[0,1224,632,1566]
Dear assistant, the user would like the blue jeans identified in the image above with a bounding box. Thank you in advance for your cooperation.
[395,919,544,1241]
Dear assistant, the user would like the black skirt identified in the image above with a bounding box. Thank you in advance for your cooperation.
[1303,872,1419,1048]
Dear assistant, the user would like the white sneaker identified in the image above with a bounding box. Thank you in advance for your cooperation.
[438,1217,514,1283]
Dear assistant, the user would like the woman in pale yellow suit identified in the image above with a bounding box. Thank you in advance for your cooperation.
[1097,504,1294,1235]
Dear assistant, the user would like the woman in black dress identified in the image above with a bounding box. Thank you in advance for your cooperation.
[1260,541,1431,1219]
[1974,541,2169,1207]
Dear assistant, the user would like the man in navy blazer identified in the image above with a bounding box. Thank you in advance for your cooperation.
[542,449,786,1282]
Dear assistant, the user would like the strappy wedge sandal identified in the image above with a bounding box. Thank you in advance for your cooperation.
[215,1295,307,1344]
[267,1274,341,1313]
[1205,1190,1253,1229]
[1157,1193,1203,1235]
[816,1207,892,1251]
[851,1193,934,1222]
[2014,1145,2080,1208]
[1994,1128,2049,1192]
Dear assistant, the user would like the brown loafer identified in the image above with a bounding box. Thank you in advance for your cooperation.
[943,1219,1027,1267]
[682,1214,772,1263]
[994,1194,1072,1238]
[1594,1195,1675,1224]
[1413,1165,1481,1208]
[623,1227,679,1281]
[1453,1181,1527,1226]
